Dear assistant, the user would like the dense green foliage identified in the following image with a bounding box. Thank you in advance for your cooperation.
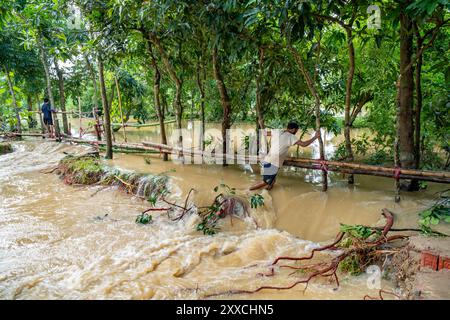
[0,0,449,169]
[418,195,450,230]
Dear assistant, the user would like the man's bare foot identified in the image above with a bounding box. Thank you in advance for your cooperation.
[266,182,275,190]
[249,182,268,191]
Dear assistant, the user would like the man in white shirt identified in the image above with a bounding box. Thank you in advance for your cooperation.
[250,121,320,190]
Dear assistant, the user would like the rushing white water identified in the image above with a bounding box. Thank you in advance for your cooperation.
[0,139,442,300]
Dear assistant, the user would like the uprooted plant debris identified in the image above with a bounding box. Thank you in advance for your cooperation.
[55,154,169,200]
[195,192,250,235]
[148,184,252,235]
[55,154,253,233]
[203,209,417,299]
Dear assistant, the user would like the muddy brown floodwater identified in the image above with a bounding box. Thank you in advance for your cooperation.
[0,126,446,299]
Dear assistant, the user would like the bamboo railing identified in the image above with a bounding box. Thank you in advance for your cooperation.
[3,132,450,184]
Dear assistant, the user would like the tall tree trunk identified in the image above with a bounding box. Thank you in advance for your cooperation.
[414,27,423,169]
[85,55,101,141]
[394,80,402,202]
[3,65,21,133]
[150,34,183,147]
[39,44,60,138]
[344,28,355,184]
[397,2,418,190]
[114,76,127,142]
[85,55,99,109]
[395,12,447,169]
[36,94,45,134]
[148,43,168,161]
[107,83,115,111]
[212,46,232,166]
[54,60,70,135]
[196,57,206,150]
[172,76,183,145]
[26,95,36,129]
[104,83,116,142]
[255,47,266,156]
[255,47,266,130]
[290,46,327,191]
[161,91,169,117]
[190,90,195,123]
[98,55,113,159]
[314,7,358,187]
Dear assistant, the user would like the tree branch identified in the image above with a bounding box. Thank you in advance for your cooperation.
[400,18,450,77]
[350,92,374,125]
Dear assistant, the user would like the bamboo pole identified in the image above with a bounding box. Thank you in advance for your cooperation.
[284,157,450,180]
[63,136,161,153]
[282,161,449,184]
[141,141,450,184]
[3,133,47,137]
[114,76,127,142]
[111,119,176,128]
[31,110,86,115]
[3,133,450,184]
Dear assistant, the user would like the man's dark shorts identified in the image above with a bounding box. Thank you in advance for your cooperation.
[43,117,53,126]
[262,162,278,185]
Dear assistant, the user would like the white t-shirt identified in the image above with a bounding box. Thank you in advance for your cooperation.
[263,130,298,167]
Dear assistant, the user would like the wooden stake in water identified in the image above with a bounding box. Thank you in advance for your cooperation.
[114,76,127,143]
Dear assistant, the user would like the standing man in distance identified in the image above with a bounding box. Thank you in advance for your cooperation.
[41,98,55,138]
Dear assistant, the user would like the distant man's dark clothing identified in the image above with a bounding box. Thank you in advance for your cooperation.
[43,117,53,125]
[41,103,53,125]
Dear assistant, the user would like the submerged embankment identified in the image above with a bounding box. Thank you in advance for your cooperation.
[0,139,445,299]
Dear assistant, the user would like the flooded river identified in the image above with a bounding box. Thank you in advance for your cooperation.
[0,121,446,299]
